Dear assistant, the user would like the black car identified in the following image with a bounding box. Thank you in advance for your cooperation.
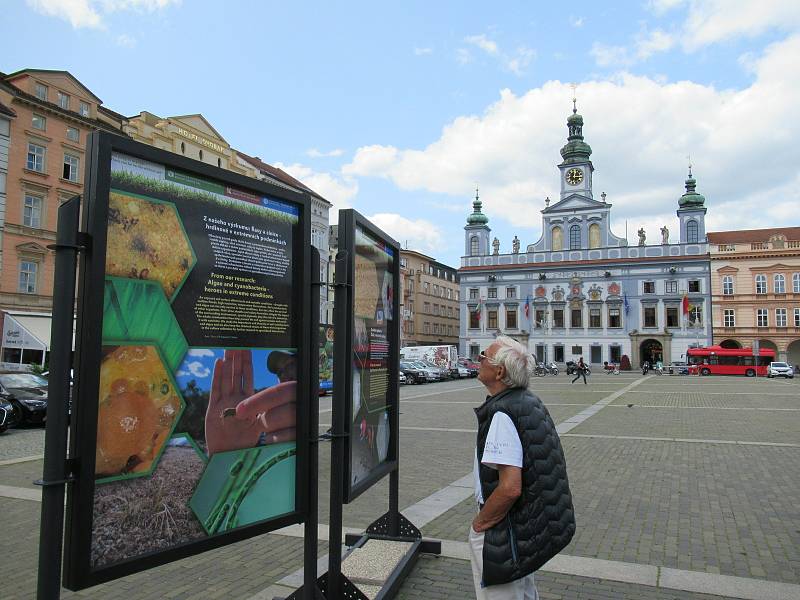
[0,397,19,433]
[0,372,48,426]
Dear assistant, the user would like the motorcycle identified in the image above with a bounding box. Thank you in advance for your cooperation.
[547,362,559,376]
[534,363,548,377]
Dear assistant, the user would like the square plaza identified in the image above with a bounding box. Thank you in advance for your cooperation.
[1,373,798,599]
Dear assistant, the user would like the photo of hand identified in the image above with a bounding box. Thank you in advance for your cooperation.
[204,349,296,456]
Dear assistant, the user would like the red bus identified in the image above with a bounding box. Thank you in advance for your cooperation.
[687,345,775,377]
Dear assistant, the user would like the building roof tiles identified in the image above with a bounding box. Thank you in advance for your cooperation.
[707,227,800,244]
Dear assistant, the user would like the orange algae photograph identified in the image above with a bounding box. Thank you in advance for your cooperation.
[105,192,193,299]
[95,345,184,479]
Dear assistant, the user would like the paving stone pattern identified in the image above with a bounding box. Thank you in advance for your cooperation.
[2,374,799,599]
[0,495,324,600]
[0,426,45,461]
[560,437,800,583]
[571,404,799,443]
[396,555,730,600]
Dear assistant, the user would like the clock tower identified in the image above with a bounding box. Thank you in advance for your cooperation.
[558,101,594,200]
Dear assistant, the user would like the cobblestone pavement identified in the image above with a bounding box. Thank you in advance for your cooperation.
[1,374,798,599]
[398,555,729,600]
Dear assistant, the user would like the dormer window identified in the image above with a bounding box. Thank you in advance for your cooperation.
[34,83,48,101]
[79,101,90,117]
[57,92,70,110]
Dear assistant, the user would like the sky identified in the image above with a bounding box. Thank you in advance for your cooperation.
[3,0,800,267]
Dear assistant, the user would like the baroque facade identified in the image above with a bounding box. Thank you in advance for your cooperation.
[459,106,712,366]
[708,227,800,365]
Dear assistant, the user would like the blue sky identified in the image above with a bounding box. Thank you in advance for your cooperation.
[4,1,800,266]
[175,348,284,393]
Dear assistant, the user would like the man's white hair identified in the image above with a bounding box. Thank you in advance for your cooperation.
[491,335,534,388]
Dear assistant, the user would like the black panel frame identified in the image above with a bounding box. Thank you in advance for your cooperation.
[334,209,401,504]
[61,131,312,590]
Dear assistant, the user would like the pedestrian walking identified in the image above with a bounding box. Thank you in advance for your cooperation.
[471,336,575,599]
[571,357,587,384]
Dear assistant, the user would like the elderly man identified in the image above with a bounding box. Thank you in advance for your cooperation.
[470,336,575,599]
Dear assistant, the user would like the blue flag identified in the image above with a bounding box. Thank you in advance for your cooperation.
[623,292,630,315]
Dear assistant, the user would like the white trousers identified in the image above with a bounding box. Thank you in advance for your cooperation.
[468,526,539,600]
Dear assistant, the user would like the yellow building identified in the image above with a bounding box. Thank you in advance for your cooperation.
[708,227,800,365]
[399,249,460,348]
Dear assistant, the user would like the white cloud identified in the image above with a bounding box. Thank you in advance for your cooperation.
[569,16,584,27]
[185,361,210,378]
[456,48,473,65]
[506,46,537,75]
[590,43,633,67]
[636,29,674,59]
[366,214,445,255]
[116,33,136,47]
[465,34,499,55]
[461,34,537,75]
[273,162,359,215]
[187,349,215,357]
[27,0,102,28]
[680,0,800,50]
[306,148,344,158]
[343,35,800,238]
[591,28,674,68]
[26,0,180,28]
[414,47,433,56]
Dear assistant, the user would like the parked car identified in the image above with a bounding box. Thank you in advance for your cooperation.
[0,371,48,426]
[0,397,19,433]
[457,357,479,377]
[454,365,470,378]
[767,362,794,378]
[667,361,689,375]
[400,361,437,384]
[410,360,443,381]
[398,371,408,385]
[421,360,449,380]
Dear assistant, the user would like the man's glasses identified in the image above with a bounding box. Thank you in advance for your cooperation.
[478,350,493,363]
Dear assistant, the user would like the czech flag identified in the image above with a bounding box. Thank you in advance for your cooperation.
[524,295,531,319]
[682,294,690,315]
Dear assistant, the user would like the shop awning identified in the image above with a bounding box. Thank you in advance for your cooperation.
[1,312,76,352]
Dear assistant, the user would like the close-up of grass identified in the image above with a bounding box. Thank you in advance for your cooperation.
[110,171,299,224]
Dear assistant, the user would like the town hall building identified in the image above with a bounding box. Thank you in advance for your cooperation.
[459,104,712,367]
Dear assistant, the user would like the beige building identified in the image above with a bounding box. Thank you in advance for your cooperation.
[399,249,460,348]
[0,69,126,363]
[124,112,254,176]
[708,227,800,365]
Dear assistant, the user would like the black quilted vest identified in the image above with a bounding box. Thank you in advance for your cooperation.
[475,386,575,586]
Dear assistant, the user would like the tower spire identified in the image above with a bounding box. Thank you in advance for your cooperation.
[467,184,488,225]
[571,83,577,114]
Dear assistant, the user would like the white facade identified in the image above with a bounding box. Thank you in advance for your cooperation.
[459,107,712,367]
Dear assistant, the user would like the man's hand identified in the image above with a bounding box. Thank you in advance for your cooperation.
[472,464,522,532]
[205,349,261,455]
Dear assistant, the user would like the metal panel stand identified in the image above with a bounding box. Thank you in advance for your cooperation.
[36,196,84,600]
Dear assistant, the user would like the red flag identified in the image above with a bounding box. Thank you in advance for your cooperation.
[682,294,689,315]
[524,296,530,319]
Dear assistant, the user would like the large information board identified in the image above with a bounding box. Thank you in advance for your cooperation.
[334,210,400,503]
[63,132,311,589]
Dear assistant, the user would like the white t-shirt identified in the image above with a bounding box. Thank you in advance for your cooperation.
[473,412,523,504]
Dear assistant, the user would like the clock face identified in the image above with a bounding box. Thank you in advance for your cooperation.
[566,168,584,186]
